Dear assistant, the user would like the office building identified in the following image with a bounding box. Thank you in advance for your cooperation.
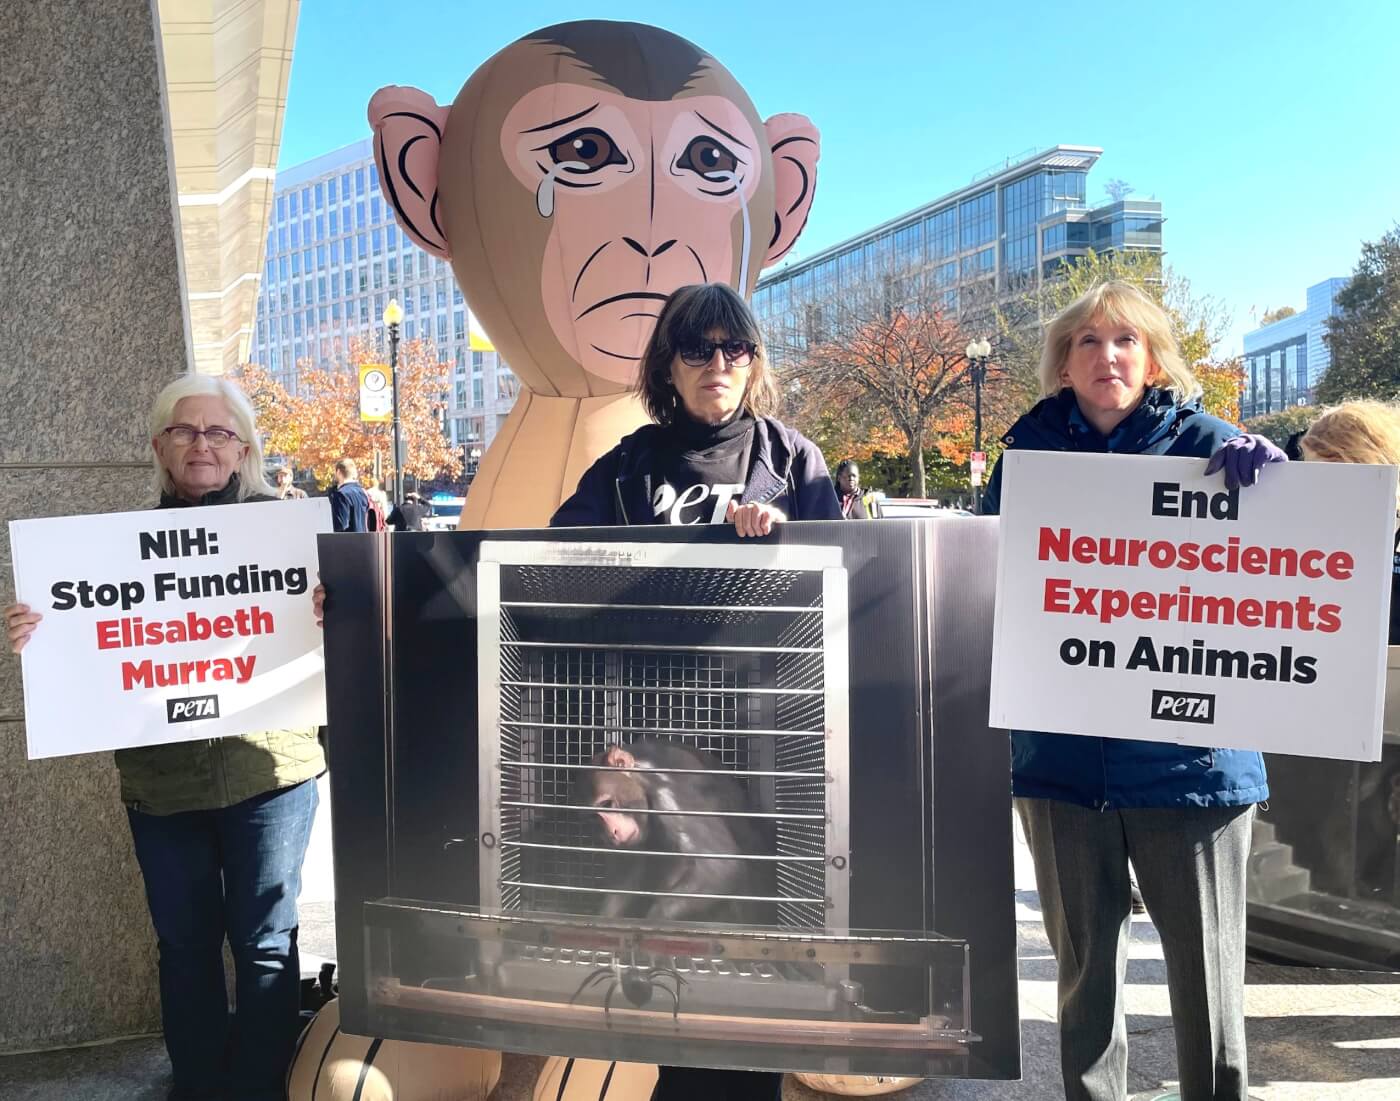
[754,145,1163,353]
[249,139,519,453]
[1241,278,1348,418]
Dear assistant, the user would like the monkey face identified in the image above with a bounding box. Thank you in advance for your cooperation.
[498,84,763,387]
[587,743,649,847]
[369,22,820,400]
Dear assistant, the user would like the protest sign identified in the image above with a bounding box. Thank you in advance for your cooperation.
[990,452,1397,762]
[9,498,332,759]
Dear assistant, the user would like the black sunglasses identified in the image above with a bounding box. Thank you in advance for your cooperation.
[677,338,757,368]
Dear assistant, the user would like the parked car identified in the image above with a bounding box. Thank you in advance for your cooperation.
[873,497,972,519]
[423,494,465,532]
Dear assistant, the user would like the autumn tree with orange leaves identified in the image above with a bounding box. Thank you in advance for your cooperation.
[233,336,460,492]
[782,286,1011,498]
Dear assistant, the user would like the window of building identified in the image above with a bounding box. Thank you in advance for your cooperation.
[497,365,519,402]
[473,377,484,406]
[419,287,431,312]
[357,234,368,260]
[332,301,342,321]
[371,196,382,224]
[892,222,923,269]
[276,195,286,222]
[1043,223,1067,253]
[290,222,300,249]
[960,247,995,281]
[437,314,448,343]
[926,207,956,260]
[472,350,486,371]
[356,201,366,229]
[418,253,430,278]
[290,252,301,276]
[360,299,370,324]
[405,319,417,340]
[328,209,339,236]
[387,257,398,285]
[317,275,326,300]
[358,267,368,292]
[455,380,468,408]
[372,228,383,255]
[369,163,379,192]
[454,310,465,340]
[372,262,383,289]
[315,182,324,209]
[314,215,324,238]
[958,191,995,251]
[453,286,463,304]
[386,225,398,250]
[289,191,299,217]
[327,177,337,203]
[355,168,365,196]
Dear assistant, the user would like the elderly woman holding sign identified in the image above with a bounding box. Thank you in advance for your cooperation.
[982,282,1285,1101]
[5,375,325,1101]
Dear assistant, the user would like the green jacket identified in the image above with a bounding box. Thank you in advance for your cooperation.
[113,477,327,815]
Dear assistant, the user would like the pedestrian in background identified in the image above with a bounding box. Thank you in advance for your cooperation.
[983,281,1285,1101]
[835,459,871,518]
[361,473,390,531]
[5,376,324,1101]
[273,465,306,500]
[388,491,429,532]
[327,458,369,532]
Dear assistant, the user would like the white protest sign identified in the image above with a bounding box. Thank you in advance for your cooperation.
[9,498,332,759]
[990,452,1396,762]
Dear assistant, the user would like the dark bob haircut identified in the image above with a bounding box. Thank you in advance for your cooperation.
[637,283,781,427]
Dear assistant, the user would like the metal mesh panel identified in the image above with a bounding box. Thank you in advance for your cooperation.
[488,556,839,927]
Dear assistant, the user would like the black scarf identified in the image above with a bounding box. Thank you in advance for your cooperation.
[650,410,757,525]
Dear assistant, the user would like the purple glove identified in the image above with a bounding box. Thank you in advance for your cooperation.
[1204,433,1288,489]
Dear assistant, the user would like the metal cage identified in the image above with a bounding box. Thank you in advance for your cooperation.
[478,541,849,931]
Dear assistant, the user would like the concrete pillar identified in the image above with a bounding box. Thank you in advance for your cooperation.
[0,0,192,1051]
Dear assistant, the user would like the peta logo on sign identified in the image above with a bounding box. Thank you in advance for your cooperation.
[166,694,220,723]
[1150,689,1215,725]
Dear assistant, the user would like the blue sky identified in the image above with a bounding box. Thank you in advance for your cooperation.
[279,0,1398,356]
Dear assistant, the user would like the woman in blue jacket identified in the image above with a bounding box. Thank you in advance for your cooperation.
[552,281,840,1101]
[983,282,1284,1101]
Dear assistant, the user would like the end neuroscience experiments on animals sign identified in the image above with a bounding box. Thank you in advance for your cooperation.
[990,452,1397,763]
[9,498,332,759]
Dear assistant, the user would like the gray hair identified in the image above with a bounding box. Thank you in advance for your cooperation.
[148,375,276,501]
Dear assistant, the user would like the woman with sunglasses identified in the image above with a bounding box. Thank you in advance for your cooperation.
[552,281,840,533]
[552,283,839,1101]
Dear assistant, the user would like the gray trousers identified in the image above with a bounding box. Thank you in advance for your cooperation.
[1016,797,1253,1101]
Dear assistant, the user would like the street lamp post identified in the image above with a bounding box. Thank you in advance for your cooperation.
[383,298,404,504]
[965,337,992,514]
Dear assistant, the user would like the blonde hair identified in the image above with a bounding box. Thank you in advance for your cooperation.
[149,375,275,501]
[1039,281,1200,400]
[1301,400,1400,512]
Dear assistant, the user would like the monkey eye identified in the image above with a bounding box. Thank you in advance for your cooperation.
[677,135,740,181]
[595,796,616,809]
[540,127,627,173]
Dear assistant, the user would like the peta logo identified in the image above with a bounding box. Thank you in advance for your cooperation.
[166,694,220,723]
[1150,689,1215,725]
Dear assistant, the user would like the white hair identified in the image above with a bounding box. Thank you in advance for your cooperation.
[149,375,276,501]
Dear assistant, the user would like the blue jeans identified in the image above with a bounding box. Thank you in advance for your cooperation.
[128,780,319,1101]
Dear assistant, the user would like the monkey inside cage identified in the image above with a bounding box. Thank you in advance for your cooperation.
[478,540,848,938]
[325,519,1017,1077]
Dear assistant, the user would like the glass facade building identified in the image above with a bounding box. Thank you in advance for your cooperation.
[249,139,519,453]
[1240,278,1348,418]
[753,145,1164,355]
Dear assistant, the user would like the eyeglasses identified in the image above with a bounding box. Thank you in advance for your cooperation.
[677,339,757,368]
[162,425,242,448]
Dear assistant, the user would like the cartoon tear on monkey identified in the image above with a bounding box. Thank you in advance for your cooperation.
[369,20,820,528]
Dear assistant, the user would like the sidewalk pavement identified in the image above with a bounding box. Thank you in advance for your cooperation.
[2,781,1398,1100]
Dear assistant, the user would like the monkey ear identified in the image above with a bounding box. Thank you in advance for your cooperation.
[367,86,452,259]
[762,113,821,269]
[604,745,636,769]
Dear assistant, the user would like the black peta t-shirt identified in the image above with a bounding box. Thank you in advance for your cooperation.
[651,412,756,525]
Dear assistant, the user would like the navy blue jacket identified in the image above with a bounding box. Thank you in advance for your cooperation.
[983,388,1270,810]
[551,416,842,527]
[328,480,369,533]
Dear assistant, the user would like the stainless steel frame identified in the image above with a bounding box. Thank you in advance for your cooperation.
[477,540,849,929]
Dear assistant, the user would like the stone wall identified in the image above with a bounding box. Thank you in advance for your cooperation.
[0,0,192,1051]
